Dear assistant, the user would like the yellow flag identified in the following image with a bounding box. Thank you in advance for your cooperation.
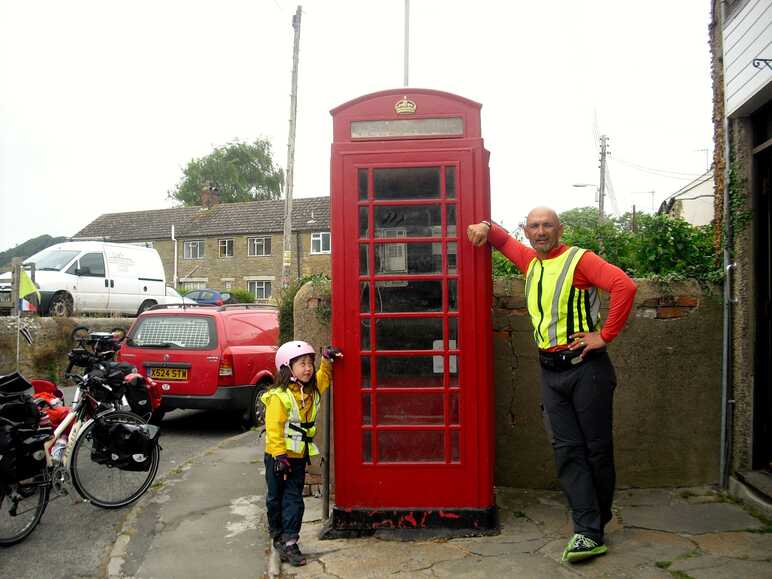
[19,268,40,301]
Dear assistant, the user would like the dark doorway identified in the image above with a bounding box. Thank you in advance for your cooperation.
[752,103,772,472]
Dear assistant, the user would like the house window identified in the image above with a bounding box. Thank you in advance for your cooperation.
[180,280,206,291]
[248,236,272,256]
[248,280,272,301]
[219,239,234,258]
[183,240,205,259]
[311,232,331,254]
[223,280,233,290]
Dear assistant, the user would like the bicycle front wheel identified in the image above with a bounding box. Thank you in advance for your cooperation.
[70,411,160,509]
[0,478,50,546]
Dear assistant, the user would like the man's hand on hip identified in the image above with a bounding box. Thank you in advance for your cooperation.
[569,331,606,358]
[467,222,491,246]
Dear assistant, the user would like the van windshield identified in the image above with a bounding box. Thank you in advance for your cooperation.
[29,250,80,271]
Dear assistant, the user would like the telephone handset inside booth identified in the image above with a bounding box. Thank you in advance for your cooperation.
[329,89,494,535]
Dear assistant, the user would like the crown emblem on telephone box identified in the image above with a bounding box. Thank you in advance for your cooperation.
[394,96,417,115]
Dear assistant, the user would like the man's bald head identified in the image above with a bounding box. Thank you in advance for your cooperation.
[526,207,561,227]
[523,207,564,257]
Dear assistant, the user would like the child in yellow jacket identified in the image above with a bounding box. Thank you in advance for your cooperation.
[262,340,341,567]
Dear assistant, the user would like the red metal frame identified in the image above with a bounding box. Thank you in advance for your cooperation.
[330,89,493,519]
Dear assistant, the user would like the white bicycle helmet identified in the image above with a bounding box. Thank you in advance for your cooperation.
[275,340,315,373]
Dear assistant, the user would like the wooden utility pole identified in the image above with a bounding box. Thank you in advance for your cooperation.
[403,0,410,86]
[282,5,302,289]
[598,135,609,222]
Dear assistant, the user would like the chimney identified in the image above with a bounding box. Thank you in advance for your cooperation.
[199,184,220,209]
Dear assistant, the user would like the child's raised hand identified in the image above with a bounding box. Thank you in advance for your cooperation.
[321,346,343,361]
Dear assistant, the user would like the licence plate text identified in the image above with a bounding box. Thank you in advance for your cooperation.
[149,367,188,381]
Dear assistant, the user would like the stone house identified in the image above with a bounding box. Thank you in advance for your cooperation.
[74,196,331,302]
[710,0,771,509]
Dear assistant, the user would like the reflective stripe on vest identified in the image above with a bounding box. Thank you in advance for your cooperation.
[260,388,320,457]
[525,247,597,349]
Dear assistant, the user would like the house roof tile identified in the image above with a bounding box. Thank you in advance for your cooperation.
[74,197,330,241]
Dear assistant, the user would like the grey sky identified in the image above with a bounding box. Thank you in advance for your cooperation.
[0,0,713,251]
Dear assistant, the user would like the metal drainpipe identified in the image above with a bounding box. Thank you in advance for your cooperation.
[321,387,332,520]
[719,33,735,488]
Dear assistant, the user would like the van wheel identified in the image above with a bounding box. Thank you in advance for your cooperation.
[137,300,156,316]
[49,293,73,317]
[245,383,270,428]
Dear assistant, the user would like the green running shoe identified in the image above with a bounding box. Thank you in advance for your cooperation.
[561,533,608,563]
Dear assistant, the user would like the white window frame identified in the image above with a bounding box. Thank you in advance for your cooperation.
[183,240,205,260]
[247,280,272,301]
[311,232,331,255]
[219,238,234,258]
[247,236,272,257]
[179,280,207,291]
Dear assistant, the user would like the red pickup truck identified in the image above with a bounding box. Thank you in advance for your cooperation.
[118,304,278,426]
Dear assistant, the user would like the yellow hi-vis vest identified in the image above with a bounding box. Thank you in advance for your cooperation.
[261,388,320,457]
[524,246,601,349]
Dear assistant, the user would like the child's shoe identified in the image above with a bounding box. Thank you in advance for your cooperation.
[279,542,307,567]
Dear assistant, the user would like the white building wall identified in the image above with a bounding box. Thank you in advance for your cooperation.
[723,0,772,117]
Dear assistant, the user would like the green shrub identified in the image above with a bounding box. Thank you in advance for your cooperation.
[492,206,721,283]
[228,288,255,304]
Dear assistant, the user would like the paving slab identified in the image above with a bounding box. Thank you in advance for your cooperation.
[621,502,764,534]
[693,531,772,561]
[670,555,772,579]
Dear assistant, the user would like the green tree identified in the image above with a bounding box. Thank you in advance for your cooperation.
[169,138,284,206]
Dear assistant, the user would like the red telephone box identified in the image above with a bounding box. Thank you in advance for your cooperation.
[329,89,495,532]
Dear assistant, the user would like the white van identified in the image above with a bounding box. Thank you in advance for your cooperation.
[2,241,168,317]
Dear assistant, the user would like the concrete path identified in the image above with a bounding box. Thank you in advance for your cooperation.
[107,432,772,579]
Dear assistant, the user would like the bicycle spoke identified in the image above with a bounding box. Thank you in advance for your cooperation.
[0,482,49,546]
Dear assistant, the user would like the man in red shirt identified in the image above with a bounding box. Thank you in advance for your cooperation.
[468,207,636,563]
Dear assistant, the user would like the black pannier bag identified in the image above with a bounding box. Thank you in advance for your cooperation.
[124,376,152,420]
[88,362,134,404]
[91,419,159,472]
[0,394,41,429]
[15,428,52,481]
[0,425,18,483]
[0,372,33,395]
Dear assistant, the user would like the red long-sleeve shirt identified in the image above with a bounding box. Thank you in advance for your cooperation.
[488,222,637,344]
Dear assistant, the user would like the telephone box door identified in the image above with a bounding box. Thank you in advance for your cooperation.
[332,149,493,513]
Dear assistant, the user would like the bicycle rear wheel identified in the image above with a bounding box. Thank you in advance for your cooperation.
[70,411,160,509]
[0,478,50,546]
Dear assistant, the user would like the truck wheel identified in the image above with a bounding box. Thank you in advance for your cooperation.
[49,293,73,317]
[245,383,270,428]
[137,300,156,316]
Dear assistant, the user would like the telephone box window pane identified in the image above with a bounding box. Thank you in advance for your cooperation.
[379,431,444,462]
[374,167,440,200]
[363,431,372,463]
[359,207,369,238]
[450,391,460,425]
[449,317,458,345]
[359,244,369,275]
[448,280,458,311]
[360,283,370,312]
[362,393,372,425]
[361,320,371,350]
[449,355,459,387]
[361,356,371,387]
[447,243,457,274]
[374,242,443,274]
[376,280,442,312]
[375,356,443,388]
[447,205,457,237]
[445,166,456,198]
[451,430,460,463]
[376,318,442,351]
[358,168,368,200]
[374,205,441,238]
[376,392,444,425]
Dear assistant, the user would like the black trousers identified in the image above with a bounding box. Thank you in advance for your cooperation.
[264,454,307,543]
[540,351,617,543]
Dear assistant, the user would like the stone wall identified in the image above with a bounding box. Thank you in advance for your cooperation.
[295,278,723,490]
[0,317,134,379]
